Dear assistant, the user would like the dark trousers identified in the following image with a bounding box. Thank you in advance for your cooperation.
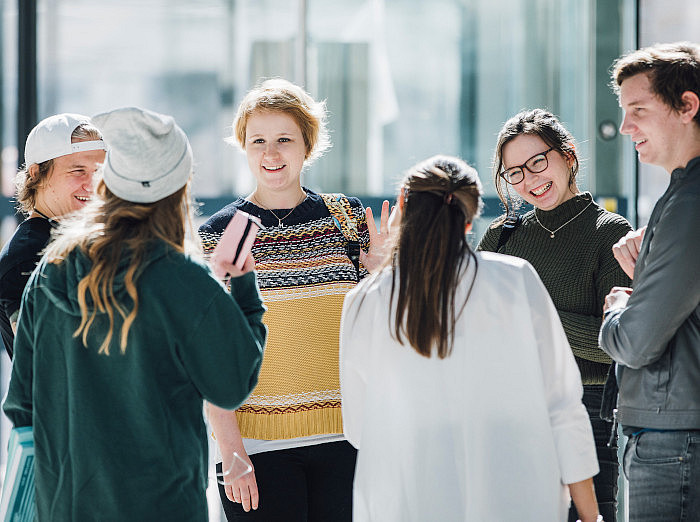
[217,440,357,522]
[568,384,619,522]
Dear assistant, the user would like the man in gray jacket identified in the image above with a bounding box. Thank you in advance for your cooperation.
[600,41,700,521]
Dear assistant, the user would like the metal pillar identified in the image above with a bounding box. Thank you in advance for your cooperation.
[17,0,38,167]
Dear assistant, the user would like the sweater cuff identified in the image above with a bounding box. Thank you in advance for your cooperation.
[229,271,259,301]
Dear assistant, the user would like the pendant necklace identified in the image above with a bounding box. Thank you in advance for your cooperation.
[251,191,306,227]
[534,200,593,239]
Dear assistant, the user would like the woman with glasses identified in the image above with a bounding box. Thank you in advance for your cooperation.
[478,109,632,522]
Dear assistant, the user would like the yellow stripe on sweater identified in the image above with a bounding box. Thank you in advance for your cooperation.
[237,290,346,439]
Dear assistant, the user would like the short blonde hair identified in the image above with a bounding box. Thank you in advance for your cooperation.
[230,79,330,164]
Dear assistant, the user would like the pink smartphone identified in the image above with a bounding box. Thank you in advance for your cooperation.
[211,210,262,278]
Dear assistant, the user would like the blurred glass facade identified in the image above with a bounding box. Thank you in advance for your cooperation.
[2,0,642,239]
[1,2,698,520]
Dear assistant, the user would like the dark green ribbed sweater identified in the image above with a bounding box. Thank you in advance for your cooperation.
[478,192,632,384]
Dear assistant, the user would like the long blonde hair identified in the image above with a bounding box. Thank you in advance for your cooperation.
[44,178,198,355]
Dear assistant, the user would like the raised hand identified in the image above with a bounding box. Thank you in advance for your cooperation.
[612,226,646,279]
[360,200,392,273]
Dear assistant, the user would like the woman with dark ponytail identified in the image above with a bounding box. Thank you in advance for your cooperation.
[340,155,601,521]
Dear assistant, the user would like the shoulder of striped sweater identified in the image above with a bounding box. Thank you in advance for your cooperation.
[346,195,365,208]
[323,192,364,208]
[199,200,243,233]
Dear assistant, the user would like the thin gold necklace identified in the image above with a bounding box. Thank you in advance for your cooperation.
[534,200,593,238]
[251,191,306,227]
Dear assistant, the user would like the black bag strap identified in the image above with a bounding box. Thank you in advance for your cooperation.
[496,215,521,251]
[601,363,619,446]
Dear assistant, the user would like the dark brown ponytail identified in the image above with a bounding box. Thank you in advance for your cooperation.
[390,155,482,359]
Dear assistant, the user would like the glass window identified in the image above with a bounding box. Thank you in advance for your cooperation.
[26,0,630,219]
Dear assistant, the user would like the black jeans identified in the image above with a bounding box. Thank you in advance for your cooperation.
[217,440,357,522]
[568,384,619,522]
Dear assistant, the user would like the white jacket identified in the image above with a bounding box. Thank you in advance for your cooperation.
[340,252,598,522]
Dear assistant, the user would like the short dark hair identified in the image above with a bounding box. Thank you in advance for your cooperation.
[611,41,700,126]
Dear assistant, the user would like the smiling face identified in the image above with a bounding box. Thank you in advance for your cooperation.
[502,133,576,211]
[35,147,105,218]
[619,72,692,173]
[245,110,308,197]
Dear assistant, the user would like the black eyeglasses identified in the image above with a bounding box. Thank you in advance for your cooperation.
[499,147,554,185]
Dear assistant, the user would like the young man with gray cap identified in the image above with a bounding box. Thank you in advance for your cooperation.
[3,106,266,521]
[0,113,106,358]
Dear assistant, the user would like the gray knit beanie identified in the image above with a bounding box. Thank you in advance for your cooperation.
[91,107,192,204]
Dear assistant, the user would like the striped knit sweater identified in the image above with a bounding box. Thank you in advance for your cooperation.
[478,192,632,384]
[199,189,369,439]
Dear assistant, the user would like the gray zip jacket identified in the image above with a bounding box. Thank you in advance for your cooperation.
[600,155,700,430]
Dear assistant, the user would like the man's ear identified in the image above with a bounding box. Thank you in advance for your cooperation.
[27,164,40,181]
[679,90,700,123]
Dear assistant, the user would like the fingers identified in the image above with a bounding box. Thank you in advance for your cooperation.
[609,286,633,296]
[387,204,400,231]
[241,252,256,273]
[360,202,395,273]
[239,484,252,512]
[250,479,260,511]
[225,483,236,503]
[612,228,646,280]
[365,206,377,237]
[612,245,636,280]
[228,471,259,512]
[379,200,390,233]
[604,287,632,312]
[603,292,615,312]
[219,253,256,279]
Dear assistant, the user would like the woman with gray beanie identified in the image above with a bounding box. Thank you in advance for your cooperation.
[3,107,266,521]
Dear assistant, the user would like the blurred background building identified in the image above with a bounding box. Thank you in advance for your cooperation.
[0,0,697,520]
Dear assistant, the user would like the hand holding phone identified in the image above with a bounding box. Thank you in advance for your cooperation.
[211,210,262,279]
